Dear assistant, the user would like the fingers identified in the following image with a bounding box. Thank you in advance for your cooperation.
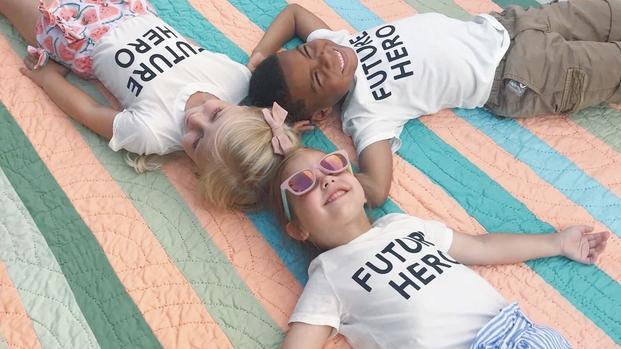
[585,231,610,263]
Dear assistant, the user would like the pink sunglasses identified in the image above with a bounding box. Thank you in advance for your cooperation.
[280,150,353,221]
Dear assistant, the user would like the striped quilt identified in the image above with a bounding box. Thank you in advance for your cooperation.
[0,0,619,348]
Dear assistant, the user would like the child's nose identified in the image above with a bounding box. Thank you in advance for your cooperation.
[321,176,336,189]
[187,111,209,129]
[318,48,335,70]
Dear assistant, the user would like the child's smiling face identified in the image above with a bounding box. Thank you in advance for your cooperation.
[277,39,358,119]
[280,149,367,249]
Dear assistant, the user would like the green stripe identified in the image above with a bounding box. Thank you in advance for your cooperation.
[0,104,162,348]
[403,0,471,20]
[0,166,100,349]
[571,104,621,154]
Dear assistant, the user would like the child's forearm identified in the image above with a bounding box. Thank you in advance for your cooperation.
[253,4,329,56]
[449,225,609,266]
[451,233,561,265]
[252,5,298,57]
[29,69,117,139]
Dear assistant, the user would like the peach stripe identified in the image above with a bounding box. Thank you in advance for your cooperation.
[359,0,417,23]
[162,158,303,331]
[0,262,42,349]
[452,0,502,15]
[0,36,232,349]
[519,116,621,199]
[186,0,264,53]
[421,111,621,281]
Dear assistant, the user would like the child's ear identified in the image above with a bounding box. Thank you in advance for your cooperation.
[310,106,333,123]
[285,221,310,241]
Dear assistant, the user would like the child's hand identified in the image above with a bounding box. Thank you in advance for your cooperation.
[557,225,609,264]
[20,58,68,87]
[247,51,267,72]
[291,120,315,135]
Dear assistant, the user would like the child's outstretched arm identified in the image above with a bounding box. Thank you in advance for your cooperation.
[248,4,329,71]
[356,140,393,207]
[449,225,610,266]
[280,322,332,349]
[20,60,118,140]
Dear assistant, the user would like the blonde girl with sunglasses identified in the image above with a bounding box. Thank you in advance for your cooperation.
[271,147,609,349]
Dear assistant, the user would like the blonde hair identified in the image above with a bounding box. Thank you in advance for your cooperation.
[198,106,300,211]
[125,153,164,173]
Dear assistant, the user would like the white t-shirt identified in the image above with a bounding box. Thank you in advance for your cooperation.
[290,213,507,349]
[307,13,510,154]
[92,14,250,155]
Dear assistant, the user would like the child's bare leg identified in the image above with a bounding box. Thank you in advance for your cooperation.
[0,0,52,46]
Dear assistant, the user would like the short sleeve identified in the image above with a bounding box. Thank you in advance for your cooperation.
[289,264,341,333]
[307,29,350,44]
[108,109,166,155]
[342,114,403,155]
[420,219,454,252]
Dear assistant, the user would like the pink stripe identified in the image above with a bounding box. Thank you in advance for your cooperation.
[0,35,233,349]
[360,0,416,21]
[453,0,502,14]
[0,262,43,349]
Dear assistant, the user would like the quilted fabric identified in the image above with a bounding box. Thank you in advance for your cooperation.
[0,0,619,348]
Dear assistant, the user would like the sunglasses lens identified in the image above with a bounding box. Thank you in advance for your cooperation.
[320,153,348,172]
[288,170,315,193]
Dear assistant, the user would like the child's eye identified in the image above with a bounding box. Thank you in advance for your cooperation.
[211,107,224,121]
[303,45,311,57]
[314,72,321,87]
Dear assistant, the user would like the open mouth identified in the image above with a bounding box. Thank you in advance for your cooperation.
[334,48,345,73]
[325,188,348,205]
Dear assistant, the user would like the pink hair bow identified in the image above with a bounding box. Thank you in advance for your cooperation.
[262,102,293,155]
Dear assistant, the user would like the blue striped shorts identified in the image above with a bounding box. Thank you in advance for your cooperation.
[470,303,572,349]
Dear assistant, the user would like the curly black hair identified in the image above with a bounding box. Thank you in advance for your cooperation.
[248,54,309,123]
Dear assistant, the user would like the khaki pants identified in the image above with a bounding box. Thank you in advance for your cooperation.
[485,0,621,118]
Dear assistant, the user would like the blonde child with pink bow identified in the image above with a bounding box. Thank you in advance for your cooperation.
[1,0,304,210]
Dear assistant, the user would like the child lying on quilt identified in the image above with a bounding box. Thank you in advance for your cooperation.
[249,0,621,208]
[0,0,305,210]
[270,147,610,349]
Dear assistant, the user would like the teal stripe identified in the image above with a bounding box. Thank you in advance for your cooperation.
[456,108,621,236]
[149,0,247,63]
[322,0,384,31]
[0,103,162,348]
[0,166,101,349]
[398,119,621,343]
